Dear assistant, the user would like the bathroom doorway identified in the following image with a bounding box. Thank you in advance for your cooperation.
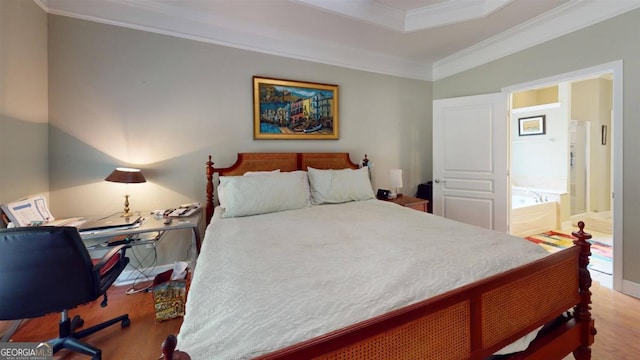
[508,68,616,289]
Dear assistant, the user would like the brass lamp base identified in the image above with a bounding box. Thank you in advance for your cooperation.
[121,194,133,218]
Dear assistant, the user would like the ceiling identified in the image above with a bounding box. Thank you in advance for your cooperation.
[36,0,640,81]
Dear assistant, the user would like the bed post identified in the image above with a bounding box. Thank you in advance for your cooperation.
[571,221,597,360]
[160,335,176,359]
[160,335,191,360]
[206,155,215,225]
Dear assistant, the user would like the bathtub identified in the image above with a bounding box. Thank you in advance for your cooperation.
[510,193,560,238]
[512,195,541,209]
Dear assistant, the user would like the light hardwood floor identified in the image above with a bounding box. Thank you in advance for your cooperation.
[7,279,640,359]
[9,282,182,359]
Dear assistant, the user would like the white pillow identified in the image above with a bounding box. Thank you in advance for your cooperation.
[218,171,310,218]
[292,170,312,204]
[217,170,281,207]
[307,167,374,205]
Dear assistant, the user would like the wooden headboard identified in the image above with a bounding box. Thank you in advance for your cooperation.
[205,153,361,223]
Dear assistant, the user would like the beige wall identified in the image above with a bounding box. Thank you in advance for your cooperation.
[0,0,48,206]
[47,15,432,220]
[512,86,558,109]
[435,9,640,284]
[46,15,432,264]
[0,0,48,336]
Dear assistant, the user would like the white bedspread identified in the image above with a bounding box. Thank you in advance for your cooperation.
[177,199,549,359]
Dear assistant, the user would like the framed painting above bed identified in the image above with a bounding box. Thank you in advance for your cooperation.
[253,76,339,140]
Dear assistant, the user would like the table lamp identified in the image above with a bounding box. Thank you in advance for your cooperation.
[105,167,146,217]
[389,169,403,198]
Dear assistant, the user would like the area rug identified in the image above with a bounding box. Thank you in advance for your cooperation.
[524,231,612,275]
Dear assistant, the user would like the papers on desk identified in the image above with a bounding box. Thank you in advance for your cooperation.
[45,217,86,227]
[0,195,84,227]
[1,195,53,227]
[167,203,201,217]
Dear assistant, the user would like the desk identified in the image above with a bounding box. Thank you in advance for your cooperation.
[80,211,202,267]
[0,212,202,342]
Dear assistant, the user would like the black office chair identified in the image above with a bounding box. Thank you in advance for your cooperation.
[0,226,131,360]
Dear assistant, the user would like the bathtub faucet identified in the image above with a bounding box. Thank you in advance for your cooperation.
[528,191,545,203]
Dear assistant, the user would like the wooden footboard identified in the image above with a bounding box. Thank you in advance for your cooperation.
[252,223,594,360]
[162,154,596,359]
[162,226,594,360]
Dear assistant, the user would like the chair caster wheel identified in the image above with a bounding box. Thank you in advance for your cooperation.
[71,315,84,331]
[121,318,131,328]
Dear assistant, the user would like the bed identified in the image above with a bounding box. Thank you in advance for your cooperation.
[161,152,595,360]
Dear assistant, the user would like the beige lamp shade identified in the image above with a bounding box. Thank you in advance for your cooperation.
[389,169,403,189]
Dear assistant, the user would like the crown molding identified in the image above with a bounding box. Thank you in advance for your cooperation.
[405,0,512,32]
[432,0,640,80]
[37,0,432,80]
[292,0,405,32]
[294,0,513,33]
[36,0,640,82]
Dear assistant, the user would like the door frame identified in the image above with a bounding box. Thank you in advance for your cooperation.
[503,60,623,292]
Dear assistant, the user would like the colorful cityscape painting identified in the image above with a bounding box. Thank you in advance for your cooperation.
[253,76,339,139]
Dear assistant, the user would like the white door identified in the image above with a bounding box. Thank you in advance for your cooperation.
[433,93,509,232]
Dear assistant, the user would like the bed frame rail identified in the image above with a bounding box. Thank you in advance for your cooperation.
[253,224,594,360]
[162,223,595,360]
[163,154,595,359]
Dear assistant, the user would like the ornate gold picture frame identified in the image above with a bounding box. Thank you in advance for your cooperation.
[253,76,339,140]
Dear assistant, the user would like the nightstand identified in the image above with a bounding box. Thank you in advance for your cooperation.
[383,195,428,212]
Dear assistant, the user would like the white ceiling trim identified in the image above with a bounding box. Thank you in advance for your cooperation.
[36,0,432,80]
[293,0,406,32]
[35,0,640,82]
[294,0,513,33]
[432,0,640,80]
[405,0,512,32]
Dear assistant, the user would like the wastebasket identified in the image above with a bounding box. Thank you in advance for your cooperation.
[152,263,189,322]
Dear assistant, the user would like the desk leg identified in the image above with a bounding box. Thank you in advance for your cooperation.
[190,226,201,270]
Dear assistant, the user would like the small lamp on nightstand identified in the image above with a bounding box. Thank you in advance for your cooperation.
[389,169,403,199]
[105,167,147,218]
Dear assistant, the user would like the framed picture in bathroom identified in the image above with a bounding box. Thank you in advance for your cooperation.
[518,115,546,136]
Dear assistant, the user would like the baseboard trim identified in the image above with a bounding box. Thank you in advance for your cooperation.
[570,211,612,222]
[621,279,640,299]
